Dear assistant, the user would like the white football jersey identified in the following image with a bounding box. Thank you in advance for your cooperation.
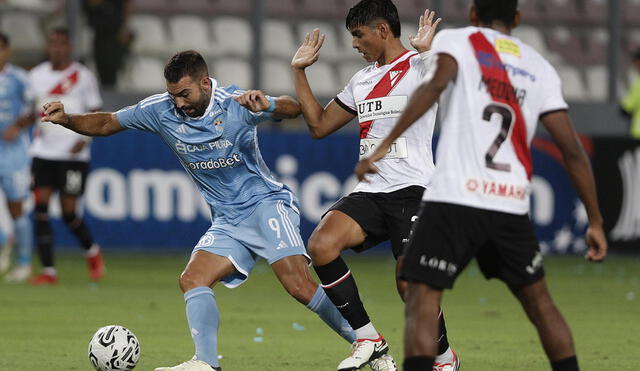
[30,61,102,162]
[423,27,568,214]
[336,50,437,193]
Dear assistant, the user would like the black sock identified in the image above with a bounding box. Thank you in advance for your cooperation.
[437,308,450,355]
[314,256,371,331]
[403,356,434,371]
[35,215,54,268]
[551,356,579,371]
[63,213,94,249]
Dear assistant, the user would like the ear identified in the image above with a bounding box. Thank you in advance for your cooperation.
[201,75,211,89]
[512,10,522,29]
[469,5,479,26]
[376,22,391,40]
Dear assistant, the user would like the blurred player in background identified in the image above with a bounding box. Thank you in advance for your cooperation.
[29,27,104,285]
[0,32,34,282]
[620,48,640,140]
[40,50,360,371]
[355,1,608,370]
[292,1,458,370]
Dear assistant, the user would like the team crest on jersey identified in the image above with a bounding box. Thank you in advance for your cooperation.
[389,70,402,87]
[214,117,223,126]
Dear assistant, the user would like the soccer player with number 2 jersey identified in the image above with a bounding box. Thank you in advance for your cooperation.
[355,1,608,370]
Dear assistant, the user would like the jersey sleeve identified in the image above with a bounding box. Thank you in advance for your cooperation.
[115,96,163,133]
[432,29,464,64]
[335,73,357,115]
[233,99,276,126]
[84,70,103,110]
[539,63,569,116]
[16,69,34,115]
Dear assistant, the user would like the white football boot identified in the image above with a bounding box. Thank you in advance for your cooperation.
[338,334,390,371]
[433,349,460,371]
[4,264,31,283]
[368,353,397,371]
[154,358,221,371]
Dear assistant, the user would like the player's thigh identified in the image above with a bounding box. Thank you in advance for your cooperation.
[476,213,544,287]
[271,254,317,302]
[309,210,368,252]
[400,202,488,290]
[32,158,58,194]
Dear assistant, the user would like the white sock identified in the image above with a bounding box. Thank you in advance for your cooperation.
[434,347,453,363]
[86,244,100,257]
[354,322,378,340]
[43,266,57,276]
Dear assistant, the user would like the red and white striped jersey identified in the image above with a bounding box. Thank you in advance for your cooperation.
[30,61,102,162]
[336,50,437,193]
[423,26,568,214]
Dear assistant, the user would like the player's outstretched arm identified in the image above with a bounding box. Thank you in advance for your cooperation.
[291,29,354,139]
[42,101,125,136]
[355,54,457,181]
[409,9,442,53]
[541,111,607,262]
[233,90,301,119]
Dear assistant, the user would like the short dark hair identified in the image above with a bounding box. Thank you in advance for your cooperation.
[48,27,70,39]
[346,0,401,38]
[0,32,9,47]
[473,0,518,26]
[164,50,209,83]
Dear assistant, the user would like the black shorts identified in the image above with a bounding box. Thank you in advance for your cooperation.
[326,185,425,258]
[32,157,89,196]
[400,201,545,289]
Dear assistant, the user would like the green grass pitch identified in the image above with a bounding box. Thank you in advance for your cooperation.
[1,252,638,370]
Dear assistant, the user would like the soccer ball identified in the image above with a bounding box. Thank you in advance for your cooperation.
[88,325,141,371]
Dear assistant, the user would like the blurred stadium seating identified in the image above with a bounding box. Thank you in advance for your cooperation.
[0,0,636,103]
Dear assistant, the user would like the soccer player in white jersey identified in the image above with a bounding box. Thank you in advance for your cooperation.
[355,1,608,370]
[0,32,34,282]
[40,50,361,371]
[28,28,104,285]
[292,1,458,370]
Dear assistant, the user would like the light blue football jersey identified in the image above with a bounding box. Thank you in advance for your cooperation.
[116,79,295,225]
[0,64,32,172]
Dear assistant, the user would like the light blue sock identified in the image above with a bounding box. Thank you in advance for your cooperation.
[0,229,6,245]
[306,285,356,343]
[14,215,32,266]
[184,286,220,367]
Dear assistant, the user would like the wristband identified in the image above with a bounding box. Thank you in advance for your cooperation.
[265,96,276,113]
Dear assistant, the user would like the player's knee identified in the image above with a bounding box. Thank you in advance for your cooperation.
[396,278,408,301]
[62,213,79,226]
[178,270,208,293]
[284,279,314,303]
[307,231,341,262]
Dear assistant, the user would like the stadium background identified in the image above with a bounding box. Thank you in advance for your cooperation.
[1,1,639,370]
[0,0,638,252]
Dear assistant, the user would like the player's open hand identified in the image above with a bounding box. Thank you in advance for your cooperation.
[585,224,608,262]
[409,9,442,53]
[234,90,271,112]
[291,28,325,70]
[42,101,70,125]
[354,157,380,183]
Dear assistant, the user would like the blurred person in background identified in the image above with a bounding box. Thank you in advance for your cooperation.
[39,50,362,371]
[355,0,608,370]
[0,32,35,283]
[292,1,457,370]
[82,0,132,88]
[28,27,104,285]
[620,48,640,140]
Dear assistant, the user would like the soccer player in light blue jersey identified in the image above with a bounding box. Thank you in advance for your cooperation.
[0,32,34,282]
[41,50,356,371]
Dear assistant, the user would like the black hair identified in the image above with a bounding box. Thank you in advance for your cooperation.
[48,27,70,39]
[0,32,9,47]
[346,0,401,38]
[164,50,209,83]
[473,0,518,26]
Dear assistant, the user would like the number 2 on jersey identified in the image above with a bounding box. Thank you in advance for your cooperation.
[482,103,514,172]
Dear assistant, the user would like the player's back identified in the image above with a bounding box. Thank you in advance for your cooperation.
[425,26,568,215]
[0,63,31,172]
